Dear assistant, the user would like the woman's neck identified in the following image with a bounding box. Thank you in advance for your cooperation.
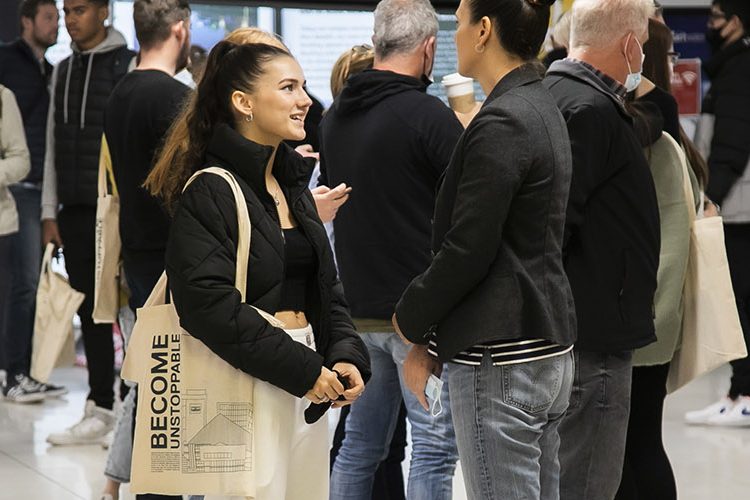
[236,120,280,178]
[476,54,523,97]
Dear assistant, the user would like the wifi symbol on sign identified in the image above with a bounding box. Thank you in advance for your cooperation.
[682,71,698,85]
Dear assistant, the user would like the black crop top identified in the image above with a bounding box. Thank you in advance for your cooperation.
[279,227,316,311]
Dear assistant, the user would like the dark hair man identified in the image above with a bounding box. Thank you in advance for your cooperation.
[107,0,191,317]
[0,0,63,403]
[41,0,135,446]
[684,0,750,428]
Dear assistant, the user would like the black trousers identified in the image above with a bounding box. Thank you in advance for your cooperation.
[331,402,407,500]
[57,206,115,409]
[615,363,676,500]
[725,224,750,398]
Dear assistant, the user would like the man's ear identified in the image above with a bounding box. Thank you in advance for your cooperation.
[425,36,436,61]
[98,5,110,24]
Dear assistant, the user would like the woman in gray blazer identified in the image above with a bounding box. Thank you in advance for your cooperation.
[393,0,575,498]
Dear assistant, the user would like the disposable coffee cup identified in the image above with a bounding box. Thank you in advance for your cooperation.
[443,73,476,113]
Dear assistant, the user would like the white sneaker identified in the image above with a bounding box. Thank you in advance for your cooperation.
[47,400,115,446]
[708,396,750,427]
[684,397,735,425]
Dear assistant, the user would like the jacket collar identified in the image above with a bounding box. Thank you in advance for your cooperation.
[205,123,316,199]
[483,63,542,108]
[13,38,51,74]
[547,58,631,121]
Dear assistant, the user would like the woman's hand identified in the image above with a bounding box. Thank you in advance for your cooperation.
[704,200,720,218]
[404,345,441,412]
[304,366,345,404]
[312,183,352,222]
[331,362,365,408]
[454,102,482,128]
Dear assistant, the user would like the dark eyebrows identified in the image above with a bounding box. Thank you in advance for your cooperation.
[279,78,306,86]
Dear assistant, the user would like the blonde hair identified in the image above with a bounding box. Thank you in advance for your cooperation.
[570,0,654,50]
[330,44,374,99]
[223,27,288,51]
[551,10,572,49]
[145,28,290,209]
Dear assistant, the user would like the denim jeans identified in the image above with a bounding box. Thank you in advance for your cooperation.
[558,350,633,500]
[4,186,42,379]
[449,350,574,500]
[330,332,458,500]
[0,235,13,371]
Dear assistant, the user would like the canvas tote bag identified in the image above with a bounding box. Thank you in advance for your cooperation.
[667,144,748,393]
[122,167,284,496]
[30,244,85,382]
[92,134,121,323]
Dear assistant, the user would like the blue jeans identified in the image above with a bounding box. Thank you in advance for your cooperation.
[4,186,41,378]
[558,350,633,500]
[449,351,574,500]
[330,332,458,500]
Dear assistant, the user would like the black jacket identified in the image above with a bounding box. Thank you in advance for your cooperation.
[319,69,462,320]
[395,65,577,360]
[0,39,52,184]
[545,59,660,353]
[166,124,371,398]
[703,37,750,205]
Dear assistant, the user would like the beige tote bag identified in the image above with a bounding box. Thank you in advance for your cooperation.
[667,145,748,393]
[30,244,85,382]
[92,134,121,324]
[121,167,284,497]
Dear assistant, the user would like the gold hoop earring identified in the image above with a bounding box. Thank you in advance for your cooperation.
[475,44,485,53]
[245,111,253,123]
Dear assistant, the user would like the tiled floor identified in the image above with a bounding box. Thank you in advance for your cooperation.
[1,365,748,500]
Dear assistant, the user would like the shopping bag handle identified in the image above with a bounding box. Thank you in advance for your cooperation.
[182,167,251,302]
[97,134,118,198]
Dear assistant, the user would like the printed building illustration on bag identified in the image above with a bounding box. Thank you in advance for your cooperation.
[181,389,253,473]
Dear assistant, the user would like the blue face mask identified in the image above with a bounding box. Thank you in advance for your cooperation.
[624,34,645,92]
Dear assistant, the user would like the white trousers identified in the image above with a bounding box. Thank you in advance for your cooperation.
[205,326,329,500]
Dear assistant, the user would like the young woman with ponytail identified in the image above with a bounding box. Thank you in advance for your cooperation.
[145,41,370,499]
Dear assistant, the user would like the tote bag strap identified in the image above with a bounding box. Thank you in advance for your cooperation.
[677,138,697,225]
[97,134,118,197]
[39,243,55,287]
[182,167,251,302]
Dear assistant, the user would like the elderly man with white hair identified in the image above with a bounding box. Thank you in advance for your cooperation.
[543,1,661,499]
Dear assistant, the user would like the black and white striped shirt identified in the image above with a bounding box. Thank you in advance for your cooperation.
[428,334,573,367]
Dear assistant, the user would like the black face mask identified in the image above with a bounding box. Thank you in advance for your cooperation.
[706,27,726,53]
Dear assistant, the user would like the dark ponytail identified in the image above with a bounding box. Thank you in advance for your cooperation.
[145,41,291,210]
[469,0,555,61]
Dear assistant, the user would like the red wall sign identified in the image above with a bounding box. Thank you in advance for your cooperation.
[671,58,702,116]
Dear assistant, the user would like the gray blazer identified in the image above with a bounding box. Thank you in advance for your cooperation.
[395,64,577,361]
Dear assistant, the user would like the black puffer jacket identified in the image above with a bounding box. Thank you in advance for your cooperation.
[166,124,371,398]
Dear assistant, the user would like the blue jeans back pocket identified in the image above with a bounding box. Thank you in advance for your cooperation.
[500,355,564,414]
